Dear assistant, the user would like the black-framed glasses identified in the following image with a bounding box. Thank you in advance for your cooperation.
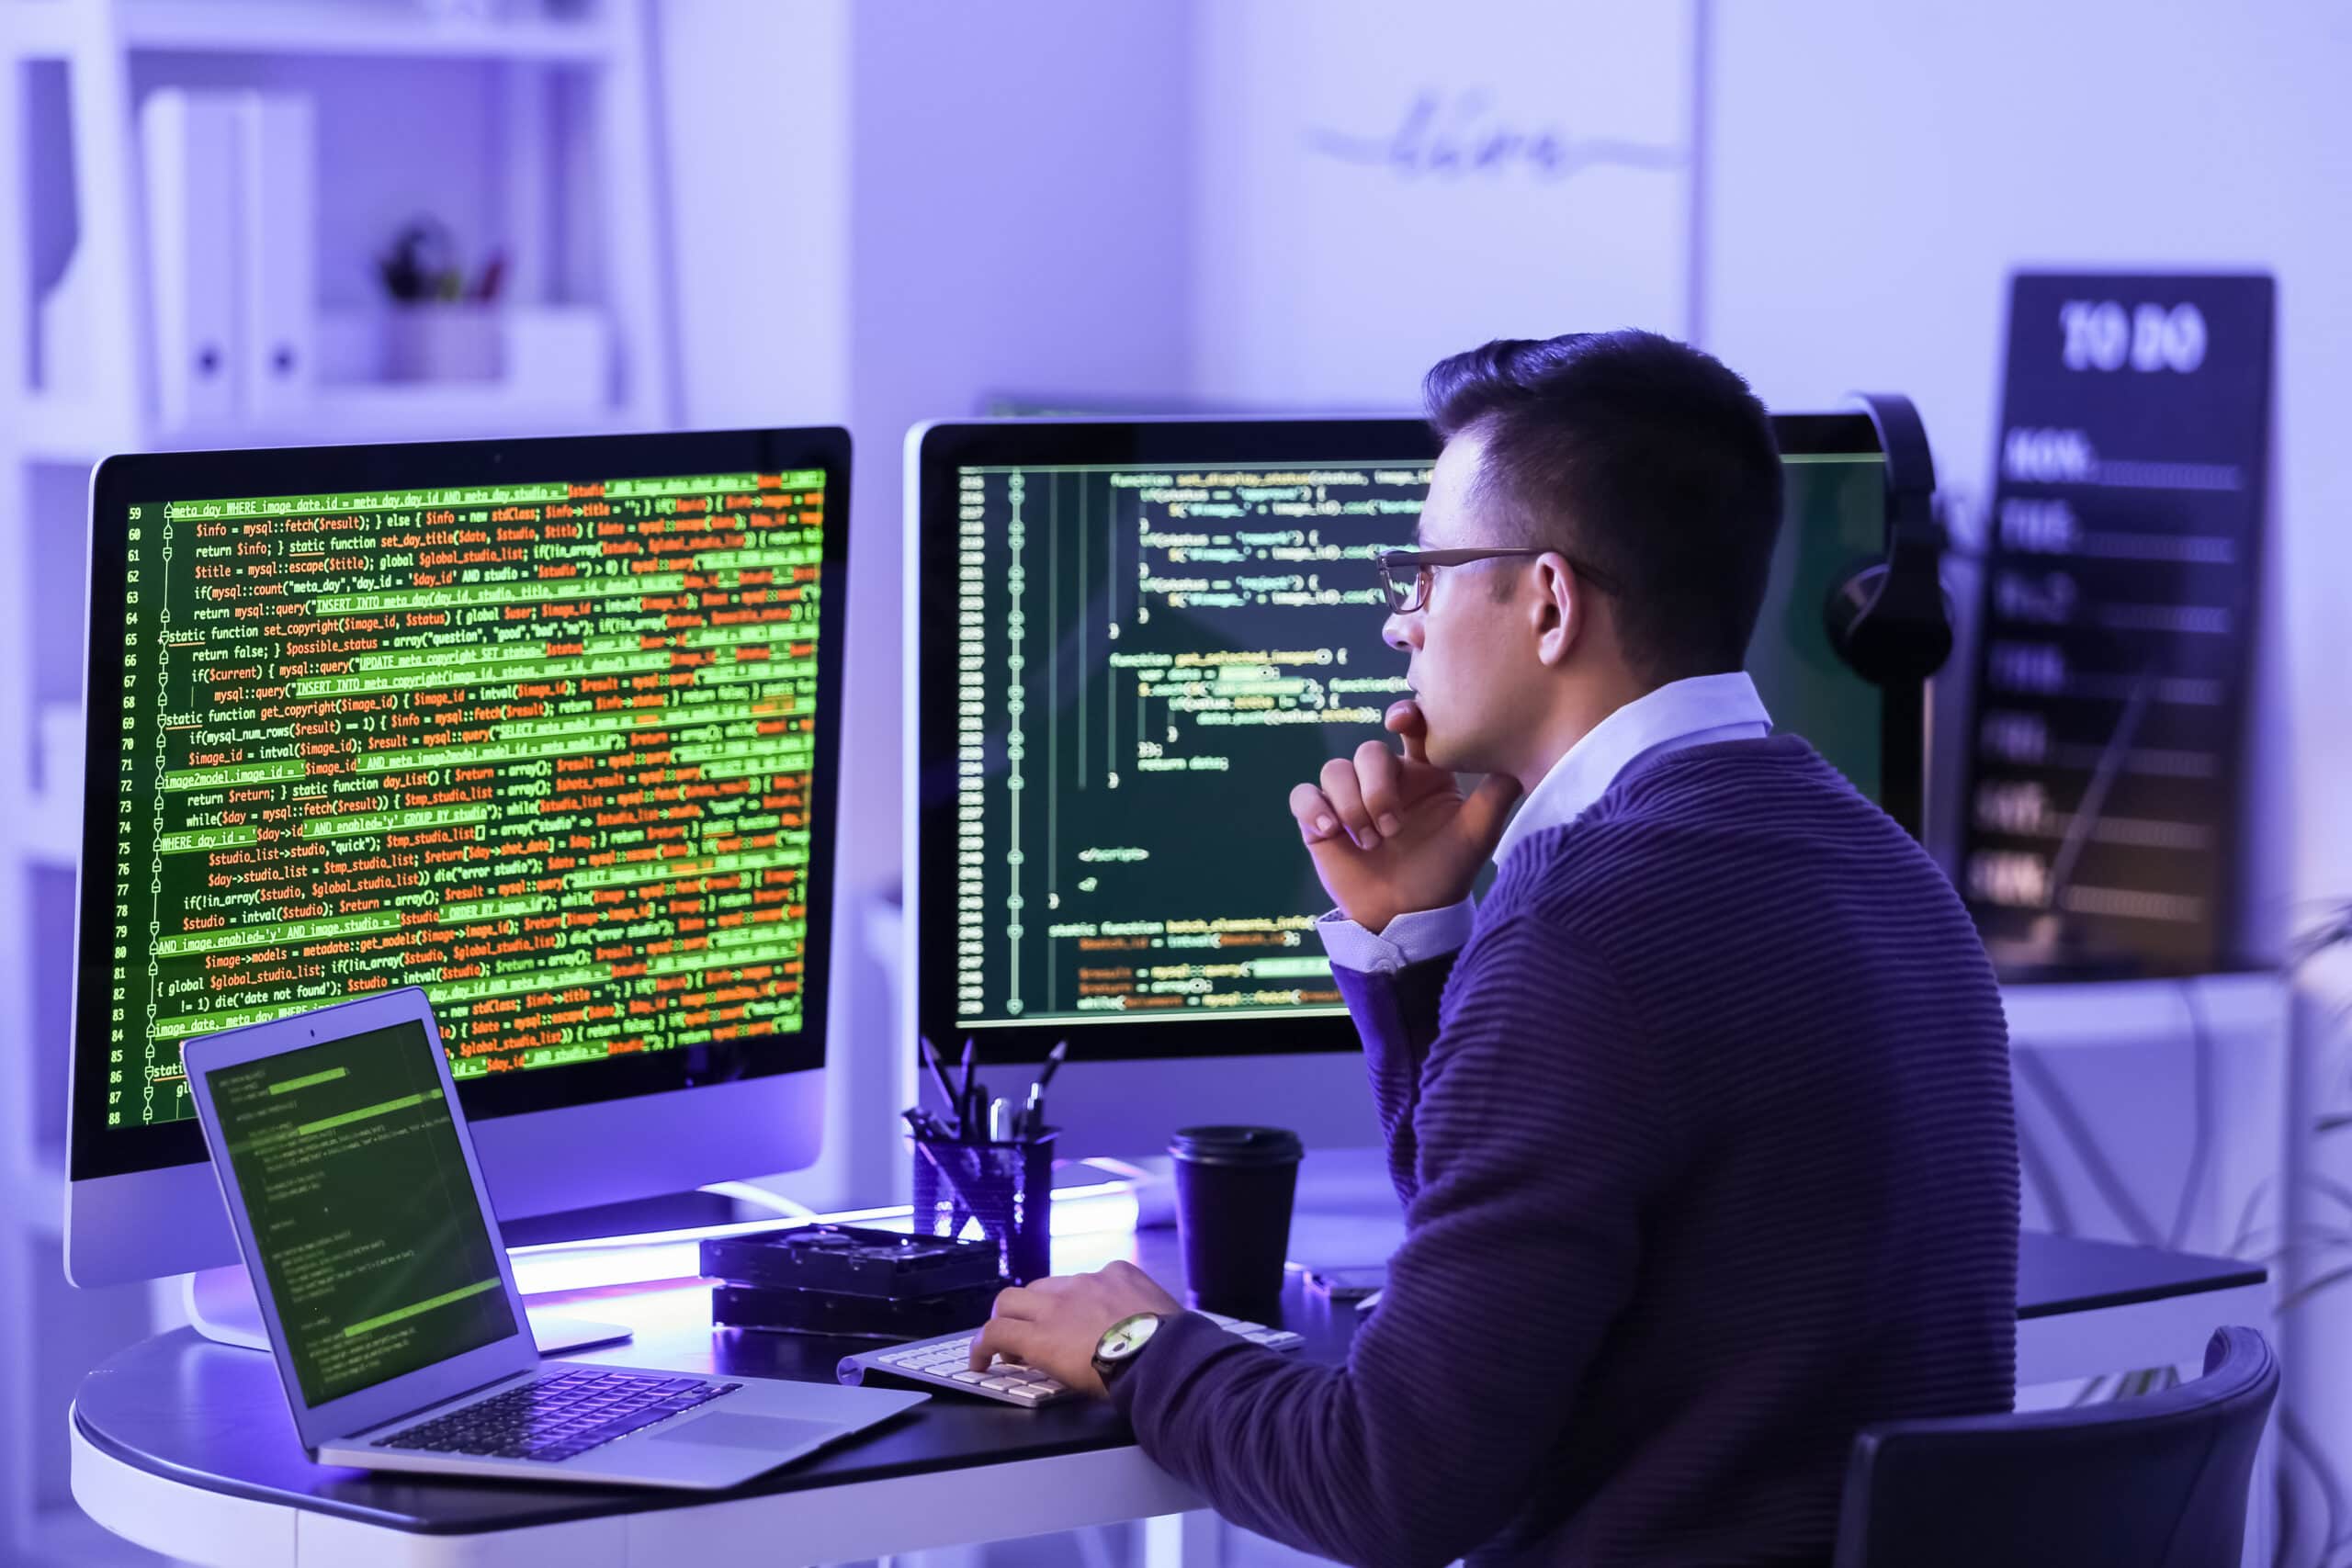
[1375,547,1621,615]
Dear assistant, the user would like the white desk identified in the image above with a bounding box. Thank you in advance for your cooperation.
[74,1189,2269,1567]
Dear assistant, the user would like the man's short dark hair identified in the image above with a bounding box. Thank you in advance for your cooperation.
[1422,330,1783,684]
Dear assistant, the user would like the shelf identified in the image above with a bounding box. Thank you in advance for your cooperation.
[21,704,86,871]
[0,2,82,60]
[0,395,132,465]
[4,387,639,461]
[13,1149,65,1239]
[19,794,81,870]
[308,381,635,441]
[114,0,620,62]
[130,383,641,447]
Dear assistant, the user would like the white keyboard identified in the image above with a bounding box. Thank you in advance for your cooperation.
[839,1312,1305,1407]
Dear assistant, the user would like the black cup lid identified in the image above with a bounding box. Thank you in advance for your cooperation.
[1170,1125,1305,1167]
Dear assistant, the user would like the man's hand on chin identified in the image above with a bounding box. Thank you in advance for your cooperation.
[969,1259,1182,1397]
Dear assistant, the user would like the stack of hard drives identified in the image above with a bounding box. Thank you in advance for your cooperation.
[702,1224,1005,1339]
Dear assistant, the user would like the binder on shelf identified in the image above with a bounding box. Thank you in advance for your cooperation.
[236,92,317,422]
[141,89,243,430]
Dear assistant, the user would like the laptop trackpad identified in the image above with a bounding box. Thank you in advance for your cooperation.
[648,1413,842,1450]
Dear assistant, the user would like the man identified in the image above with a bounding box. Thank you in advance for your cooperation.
[971,331,2018,1567]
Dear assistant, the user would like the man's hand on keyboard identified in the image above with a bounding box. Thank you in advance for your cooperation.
[969,1259,1182,1397]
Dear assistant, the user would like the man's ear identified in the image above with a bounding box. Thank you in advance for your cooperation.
[1531,552,1583,668]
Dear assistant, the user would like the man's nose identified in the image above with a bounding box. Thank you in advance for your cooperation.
[1382,611,1419,653]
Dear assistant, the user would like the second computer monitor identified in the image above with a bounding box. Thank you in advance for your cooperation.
[908,416,1906,1155]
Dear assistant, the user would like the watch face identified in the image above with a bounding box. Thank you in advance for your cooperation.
[1098,1312,1160,1363]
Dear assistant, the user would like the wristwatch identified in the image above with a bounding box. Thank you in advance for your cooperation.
[1091,1311,1164,1388]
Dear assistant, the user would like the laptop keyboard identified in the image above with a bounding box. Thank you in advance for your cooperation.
[372,1368,742,1463]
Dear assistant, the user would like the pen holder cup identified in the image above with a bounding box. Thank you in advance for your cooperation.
[909,1130,1057,1285]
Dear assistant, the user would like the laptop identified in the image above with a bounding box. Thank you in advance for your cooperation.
[183,987,928,1488]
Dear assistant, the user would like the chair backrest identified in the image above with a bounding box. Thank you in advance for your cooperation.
[1834,1325,2278,1568]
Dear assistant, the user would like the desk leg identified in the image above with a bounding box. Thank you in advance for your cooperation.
[2247,1406,2276,1568]
[1140,1510,1223,1568]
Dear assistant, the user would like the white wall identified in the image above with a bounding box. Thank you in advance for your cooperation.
[844,0,1197,874]
[1703,0,2352,955]
[654,0,2349,1175]
[659,1,864,1204]
[660,2,853,431]
[1702,11,2347,1553]
[661,0,1197,1205]
[1191,0,1694,409]
[1181,0,2350,957]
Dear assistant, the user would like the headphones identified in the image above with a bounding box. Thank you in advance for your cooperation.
[1823,392,1953,686]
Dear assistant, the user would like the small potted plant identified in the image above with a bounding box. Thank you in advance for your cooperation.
[377,217,504,382]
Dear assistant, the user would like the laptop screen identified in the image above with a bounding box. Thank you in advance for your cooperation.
[204,1021,518,1407]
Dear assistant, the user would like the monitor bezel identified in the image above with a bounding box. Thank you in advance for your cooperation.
[908,413,1908,1068]
[73,427,852,1185]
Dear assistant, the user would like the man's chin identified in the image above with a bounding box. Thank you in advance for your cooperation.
[1429,740,1513,783]
[1419,727,1475,776]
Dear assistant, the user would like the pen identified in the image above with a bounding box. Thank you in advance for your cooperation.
[1036,1039,1069,1094]
[1015,1040,1066,1140]
[964,1080,989,1142]
[958,1037,978,1117]
[988,1097,1006,1142]
[919,1035,963,1129]
[903,1107,958,1141]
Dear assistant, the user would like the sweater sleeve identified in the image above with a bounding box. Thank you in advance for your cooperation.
[1332,952,1456,1210]
[1114,917,1679,1568]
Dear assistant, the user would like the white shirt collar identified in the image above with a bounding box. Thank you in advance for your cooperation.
[1490,671,1772,866]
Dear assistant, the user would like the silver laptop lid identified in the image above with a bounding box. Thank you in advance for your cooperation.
[183,987,537,1451]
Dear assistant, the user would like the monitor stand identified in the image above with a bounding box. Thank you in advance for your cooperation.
[181,1264,633,1356]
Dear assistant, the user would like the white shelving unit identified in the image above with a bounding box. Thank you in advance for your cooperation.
[0,2,679,1559]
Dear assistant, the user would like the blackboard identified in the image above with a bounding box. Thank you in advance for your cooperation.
[1959,272,2274,976]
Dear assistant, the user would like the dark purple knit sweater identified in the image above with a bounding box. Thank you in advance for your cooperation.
[1113,736,2018,1567]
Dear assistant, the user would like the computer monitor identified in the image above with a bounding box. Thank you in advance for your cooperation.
[67,428,852,1287]
[906,415,1912,1156]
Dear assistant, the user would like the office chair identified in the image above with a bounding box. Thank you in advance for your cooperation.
[1834,1325,2278,1568]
